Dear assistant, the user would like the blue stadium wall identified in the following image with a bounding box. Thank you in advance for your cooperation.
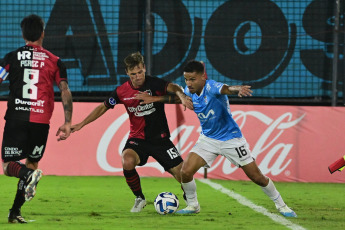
[0,0,344,100]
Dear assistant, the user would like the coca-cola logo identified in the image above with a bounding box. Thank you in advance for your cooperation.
[96,110,305,177]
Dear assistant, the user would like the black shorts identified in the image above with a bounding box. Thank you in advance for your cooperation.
[1,119,50,163]
[123,138,183,171]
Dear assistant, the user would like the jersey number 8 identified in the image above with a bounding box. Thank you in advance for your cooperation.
[23,68,39,100]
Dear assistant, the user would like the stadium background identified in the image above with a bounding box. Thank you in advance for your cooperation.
[0,0,344,105]
[1,1,345,183]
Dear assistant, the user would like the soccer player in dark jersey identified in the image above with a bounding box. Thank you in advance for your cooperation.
[71,51,193,212]
[0,14,73,223]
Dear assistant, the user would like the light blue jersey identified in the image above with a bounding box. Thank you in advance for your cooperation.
[185,80,242,141]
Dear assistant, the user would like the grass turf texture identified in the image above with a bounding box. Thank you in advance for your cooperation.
[0,175,344,229]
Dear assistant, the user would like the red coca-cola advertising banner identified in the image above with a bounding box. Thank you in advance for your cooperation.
[1,102,344,183]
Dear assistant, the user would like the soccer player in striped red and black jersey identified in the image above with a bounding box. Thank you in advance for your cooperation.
[71,52,193,212]
[0,14,73,223]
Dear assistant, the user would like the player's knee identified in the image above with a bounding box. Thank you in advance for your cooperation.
[180,166,194,179]
[251,174,267,186]
[2,162,9,176]
[122,156,137,170]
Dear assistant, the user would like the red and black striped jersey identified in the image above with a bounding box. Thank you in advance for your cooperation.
[104,75,170,140]
[0,44,67,124]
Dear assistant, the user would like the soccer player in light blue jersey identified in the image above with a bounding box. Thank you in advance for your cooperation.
[175,60,297,217]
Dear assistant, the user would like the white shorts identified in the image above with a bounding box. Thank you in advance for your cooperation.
[191,135,254,168]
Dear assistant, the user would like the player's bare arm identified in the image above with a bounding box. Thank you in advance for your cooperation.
[167,83,193,110]
[221,85,253,97]
[71,103,109,133]
[56,81,73,141]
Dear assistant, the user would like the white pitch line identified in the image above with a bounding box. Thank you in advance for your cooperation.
[198,179,306,230]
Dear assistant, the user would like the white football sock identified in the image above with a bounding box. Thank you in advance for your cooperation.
[261,178,286,209]
[181,178,199,207]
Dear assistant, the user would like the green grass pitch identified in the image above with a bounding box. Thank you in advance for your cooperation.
[0,175,344,229]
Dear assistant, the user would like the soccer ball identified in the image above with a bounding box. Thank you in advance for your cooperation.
[154,192,179,215]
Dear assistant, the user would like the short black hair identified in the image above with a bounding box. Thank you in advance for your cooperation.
[21,14,44,42]
[183,60,204,74]
[124,52,145,71]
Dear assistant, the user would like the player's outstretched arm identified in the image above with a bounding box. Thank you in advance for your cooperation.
[221,85,253,97]
[167,83,193,110]
[71,103,109,133]
[56,81,73,141]
[135,91,182,104]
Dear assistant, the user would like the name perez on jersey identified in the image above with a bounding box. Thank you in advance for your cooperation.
[20,60,45,68]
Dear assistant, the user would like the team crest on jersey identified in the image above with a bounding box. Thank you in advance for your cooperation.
[204,96,208,104]
[109,97,116,105]
[143,89,152,95]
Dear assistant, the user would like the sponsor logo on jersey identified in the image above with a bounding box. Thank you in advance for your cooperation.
[123,97,136,101]
[197,109,215,119]
[4,147,22,156]
[129,141,138,145]
[15,98,45,107]
[30,145,44,158]
[15,107,44,113]
[33,52,49,60]
[128,103,156,116]
[17,51,31,60]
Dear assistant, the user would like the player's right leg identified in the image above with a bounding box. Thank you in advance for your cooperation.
[175,152,207,214]
[121,146,146,212]
[242,161,297,218]
[24,160,42,202]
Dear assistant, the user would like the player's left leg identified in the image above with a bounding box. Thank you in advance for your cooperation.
[1,120,35,223]
[241,161,297,218]
[6,160,41,224]
[167,161,182,183]
[3,160,37,224]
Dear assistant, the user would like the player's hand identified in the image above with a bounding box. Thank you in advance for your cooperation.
[56,122,71,141]
[70,123,83,133]
[237,85,252,97]
[135,91,158,104]
[177,92,193,110]
[228,85,252,97]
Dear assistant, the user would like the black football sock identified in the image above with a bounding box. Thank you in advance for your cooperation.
[123,169,145,200]
[11,179,26,212]
[7,161,34,181]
